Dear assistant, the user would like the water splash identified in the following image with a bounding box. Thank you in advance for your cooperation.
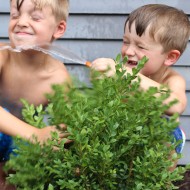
[0,43,91,67]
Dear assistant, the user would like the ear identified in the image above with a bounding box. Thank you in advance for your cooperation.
[164,50,181,66]
[53,20,67,40]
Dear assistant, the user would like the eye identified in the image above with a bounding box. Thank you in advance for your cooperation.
[31,13,42,21]
[138,46,144,49]
[10,7,20,19]
[31,10,44,21]
[123,40,130,45]
[138,45,146,50]
[10,12,20,19]
[31,14,41,21]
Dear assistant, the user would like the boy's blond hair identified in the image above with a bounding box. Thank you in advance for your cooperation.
[125,4,190,54]
[32,0,69,21]
[11,0,69,21]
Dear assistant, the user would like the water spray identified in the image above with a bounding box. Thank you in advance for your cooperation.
[0,43,92,67]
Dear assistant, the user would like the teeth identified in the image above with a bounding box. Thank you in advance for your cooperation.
[128,60,137,65]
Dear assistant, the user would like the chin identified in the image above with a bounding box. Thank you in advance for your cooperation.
[10,36,37,47]
[11,41,36,48]
[125,64,136,69]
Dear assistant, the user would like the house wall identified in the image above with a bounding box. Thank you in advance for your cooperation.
[0,0,189,165]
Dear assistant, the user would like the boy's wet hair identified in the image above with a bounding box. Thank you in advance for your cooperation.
[125,4,190,54]
[16,0,24,10]
[13,0,69,21]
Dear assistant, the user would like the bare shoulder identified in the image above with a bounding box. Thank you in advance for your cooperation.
[0,43,10,71]
[168,69,185,83]
[166,68,186,87]
[47,59,71,85]
[0,42,8,47]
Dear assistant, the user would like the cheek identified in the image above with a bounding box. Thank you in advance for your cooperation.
[141,60,161,76]
[8,22,13,30]
[8,21,17,32]
[121,46,126,57]
[8,24,13,37]
[139,60,154,73]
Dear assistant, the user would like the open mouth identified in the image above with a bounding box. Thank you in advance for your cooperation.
[127,60,138,66]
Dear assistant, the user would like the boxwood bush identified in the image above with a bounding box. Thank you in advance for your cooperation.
[4,55,186,190]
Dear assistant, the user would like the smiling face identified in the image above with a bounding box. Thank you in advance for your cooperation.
[9,0,66,47]
[121,22,169,77]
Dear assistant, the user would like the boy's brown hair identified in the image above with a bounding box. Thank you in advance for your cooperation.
[11,0,69,21]
[125,4,190,54]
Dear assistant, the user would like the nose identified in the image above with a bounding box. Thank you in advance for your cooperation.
[122,44,136,57]
[16,15,30,27]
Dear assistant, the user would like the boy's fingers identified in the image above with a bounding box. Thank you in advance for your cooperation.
[91,63,110,72]
[59,131,73,144]
[51,124,74,145]
[65,139,73,144]
[60,132,70,138]
[57,137,73,144]
[58,123,67,130]
[53,138,73,151]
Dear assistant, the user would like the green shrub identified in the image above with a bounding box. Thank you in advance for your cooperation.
[4,55,186,190]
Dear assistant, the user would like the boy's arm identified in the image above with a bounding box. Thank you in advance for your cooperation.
[0,45,7,75]
[165,74,187,115]
[91,58,187,115]
[0,107,69,144]
[128,70,187,115]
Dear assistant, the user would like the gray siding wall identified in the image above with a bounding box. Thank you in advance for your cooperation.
[0,0,189,165]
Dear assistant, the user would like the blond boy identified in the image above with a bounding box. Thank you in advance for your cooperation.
[0,0,71,154]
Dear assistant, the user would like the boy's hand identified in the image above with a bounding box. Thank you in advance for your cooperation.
[33,124,72,145]
[91,58,116,77]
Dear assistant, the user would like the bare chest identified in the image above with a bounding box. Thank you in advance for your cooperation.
[0,69,54,107]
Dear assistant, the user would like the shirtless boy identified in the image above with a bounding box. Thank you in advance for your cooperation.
[92,4,190,159]
[0,0,71,154]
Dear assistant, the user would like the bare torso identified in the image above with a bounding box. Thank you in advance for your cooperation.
[0,49,70,118]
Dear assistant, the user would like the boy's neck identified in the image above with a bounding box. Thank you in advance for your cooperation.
[149,66,170,83]
[10,50,49,69]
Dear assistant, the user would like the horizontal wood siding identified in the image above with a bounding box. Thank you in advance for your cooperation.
[0,0,189,165]
[1,0,190,14]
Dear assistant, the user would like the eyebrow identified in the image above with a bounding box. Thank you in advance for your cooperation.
[123,35,148,46]
[123,35,129,40]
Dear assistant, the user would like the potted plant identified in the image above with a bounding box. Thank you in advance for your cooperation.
[4,55,187,190]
